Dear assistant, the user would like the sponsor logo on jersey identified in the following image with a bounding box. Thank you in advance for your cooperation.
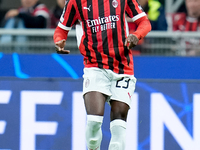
[83,5,91,11]
[86,15,119,33]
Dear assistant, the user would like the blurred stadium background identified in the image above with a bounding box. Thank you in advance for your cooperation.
[0,0,200,150]
[1,29,199,56]
[0,0,198,55]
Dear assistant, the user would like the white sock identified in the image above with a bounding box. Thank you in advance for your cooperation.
[108,119,127,150]
[86,115,103,150]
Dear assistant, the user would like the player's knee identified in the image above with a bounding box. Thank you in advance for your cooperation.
[109,119,127,150]
[86,115,103,148]
[86,121,102,146]
[110,101,129,121]
[110,108,128,121]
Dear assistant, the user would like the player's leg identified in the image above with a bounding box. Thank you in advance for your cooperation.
[82,68,112,150]
[108,73,136,150]
[84,91,107,116]
[84,91,107,150]
[108,100,129,150]
[110,100,129,121]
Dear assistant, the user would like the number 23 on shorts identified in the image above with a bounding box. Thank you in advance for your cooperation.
[116,77,131,89]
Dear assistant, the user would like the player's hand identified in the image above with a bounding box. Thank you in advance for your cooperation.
[125,34,139,49]
[55,39,70,54]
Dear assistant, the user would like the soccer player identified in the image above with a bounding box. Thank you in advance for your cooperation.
[53,0,151,149]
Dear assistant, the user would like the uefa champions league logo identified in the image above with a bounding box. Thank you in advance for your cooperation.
[112,0,118,8]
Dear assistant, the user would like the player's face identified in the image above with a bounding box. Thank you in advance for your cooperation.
[21,0,38,8]
[57,0,66,9]
[185,0,200,18]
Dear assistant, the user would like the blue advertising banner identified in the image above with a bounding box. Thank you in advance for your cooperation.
[1,53,200,79]
[0,78,200,150]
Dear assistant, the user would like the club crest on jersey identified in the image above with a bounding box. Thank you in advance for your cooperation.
[112,0,118,8]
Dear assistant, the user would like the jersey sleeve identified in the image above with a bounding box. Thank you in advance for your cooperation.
[58,0,78,31]
[126,0,147,22]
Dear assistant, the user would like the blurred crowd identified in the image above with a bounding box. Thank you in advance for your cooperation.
[1,0,199,31]
[0,0,65,29]
[0,0,200,55]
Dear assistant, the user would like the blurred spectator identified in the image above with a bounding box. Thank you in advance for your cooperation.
[172,0,200,55]
[173,0,200,31]
[3,0,50,28]
[50,0,65,28]
[0,0,50,43]
[0,0,8,27]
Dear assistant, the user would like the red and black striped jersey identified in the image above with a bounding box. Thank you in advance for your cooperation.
[58,0,146,75]
[173,13,200,31]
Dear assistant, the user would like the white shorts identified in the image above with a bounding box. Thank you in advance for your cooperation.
[82,67,137,107]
